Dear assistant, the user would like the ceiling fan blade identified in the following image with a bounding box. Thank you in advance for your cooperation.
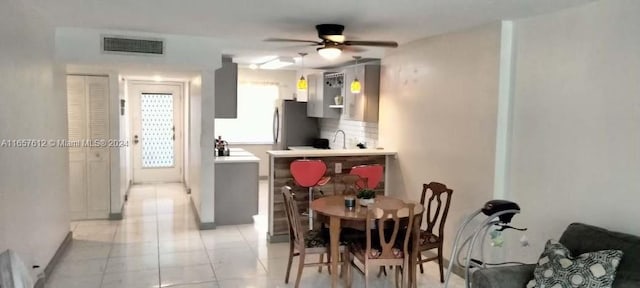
[344,40,399,48]
[342,46,367,53]
[264,38,321,45]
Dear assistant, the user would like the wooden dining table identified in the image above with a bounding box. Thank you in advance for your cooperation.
[311,195,424,288]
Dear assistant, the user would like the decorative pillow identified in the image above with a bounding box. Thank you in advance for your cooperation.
[526,240,623,288]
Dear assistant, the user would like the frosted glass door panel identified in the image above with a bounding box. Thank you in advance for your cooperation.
[141,93,175,168]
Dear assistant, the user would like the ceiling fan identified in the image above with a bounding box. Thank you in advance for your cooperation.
[265,24,398,59]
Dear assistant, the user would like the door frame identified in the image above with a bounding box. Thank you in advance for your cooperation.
[128,80,184,183]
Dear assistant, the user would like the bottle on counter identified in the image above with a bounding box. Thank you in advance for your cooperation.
[216,136,225,157]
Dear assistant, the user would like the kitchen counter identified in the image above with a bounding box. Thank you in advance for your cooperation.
[267,148,397,158]
[214,148,259,226]
[214,152,260,164]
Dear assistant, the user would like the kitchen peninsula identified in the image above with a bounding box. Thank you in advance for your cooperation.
[214,147,259,226]
[266,149,397,242]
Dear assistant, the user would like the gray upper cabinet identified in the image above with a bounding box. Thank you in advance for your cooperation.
[343,63,380,122]
[306,72,341,118]
[215,57,238,118]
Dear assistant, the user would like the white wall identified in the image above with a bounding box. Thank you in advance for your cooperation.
[183,83,191,186]
[239,68,297,100]
[56,27,223,71]
[188,73,219,225]
[0,0,69,279]
[379,23,501,258]
[189,76,203,217]
[200,70,217,223]
[505,0,640,262]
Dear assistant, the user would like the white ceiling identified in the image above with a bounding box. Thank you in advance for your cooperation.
[26,0,594,68]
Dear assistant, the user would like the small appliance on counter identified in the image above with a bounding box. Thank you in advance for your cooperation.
[312,138,330,149]
[215,135,230,156]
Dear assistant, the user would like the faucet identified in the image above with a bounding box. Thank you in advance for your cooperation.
[333,129,346,149]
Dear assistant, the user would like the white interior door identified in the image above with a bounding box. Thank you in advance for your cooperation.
[67,75,110,220]
[130,82,183,183]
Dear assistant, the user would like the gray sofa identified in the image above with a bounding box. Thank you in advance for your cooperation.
[472,223,640,288]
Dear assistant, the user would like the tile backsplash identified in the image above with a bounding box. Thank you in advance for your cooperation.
[319,119,379,149]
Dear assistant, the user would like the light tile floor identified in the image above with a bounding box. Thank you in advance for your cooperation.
[46,182,465,288]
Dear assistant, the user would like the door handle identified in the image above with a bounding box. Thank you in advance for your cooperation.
[134,135,139,144]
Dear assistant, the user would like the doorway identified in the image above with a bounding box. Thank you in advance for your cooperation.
[129,81,184,183]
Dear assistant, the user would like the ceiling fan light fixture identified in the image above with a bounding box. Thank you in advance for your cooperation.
[317,47,342,60]
[259,56,295,69]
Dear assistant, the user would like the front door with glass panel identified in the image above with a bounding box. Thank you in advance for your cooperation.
[130,82,183,183]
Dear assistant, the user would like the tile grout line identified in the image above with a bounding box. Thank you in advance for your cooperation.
[98,212,121,288]
[198,209,220,287]
[154,184,163,288]
[237,225,270,274]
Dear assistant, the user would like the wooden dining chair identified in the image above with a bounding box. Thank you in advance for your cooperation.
[281,186,348,288]
[347,201,416,288]
[416,182,453,283]
[335,174,367,196]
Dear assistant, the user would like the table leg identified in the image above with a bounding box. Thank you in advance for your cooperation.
[329,216,341,288]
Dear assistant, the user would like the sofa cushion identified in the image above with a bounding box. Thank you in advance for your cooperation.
[559,223,640,285]
[527,240,623,288]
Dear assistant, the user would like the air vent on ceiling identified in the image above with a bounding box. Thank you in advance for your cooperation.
[102,36,164,55]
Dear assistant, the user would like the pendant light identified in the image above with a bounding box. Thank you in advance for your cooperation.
[350,56,362,94]
[297,52,308,91]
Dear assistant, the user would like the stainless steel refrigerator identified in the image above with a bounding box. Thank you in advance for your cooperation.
[272,100,319,150]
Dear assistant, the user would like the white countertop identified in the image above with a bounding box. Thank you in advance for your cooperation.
[214,148,260,164]
[267,148,397,158]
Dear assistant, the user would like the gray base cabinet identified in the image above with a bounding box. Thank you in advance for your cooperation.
[214,161,258,225]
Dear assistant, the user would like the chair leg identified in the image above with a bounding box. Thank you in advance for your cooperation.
[318,254,323,273]
[419,253,424,274]
[395,265,401,288]
[438,245,445,283]
[285,243,294,284]
[345,252,352,288]
[308,187,313,230]
[294,251,305,288]
[364,262,369,288]
[327,252,332,275]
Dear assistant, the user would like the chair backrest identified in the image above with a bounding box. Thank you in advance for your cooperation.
[290,160,327,187]
[282,186,304,246]
[365,202,416,260]
[337,174,367,196]
[420,182,453,237]
[350,164,383,189]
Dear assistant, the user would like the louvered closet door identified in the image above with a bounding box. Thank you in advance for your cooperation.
[67,75,88,220]
[67,75,110,220]
[85,76,110,219]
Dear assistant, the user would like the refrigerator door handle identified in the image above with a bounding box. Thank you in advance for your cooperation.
[273,107,280,143]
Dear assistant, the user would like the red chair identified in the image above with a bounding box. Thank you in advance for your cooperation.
[349,164,383,189]
[290,159,331,230]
